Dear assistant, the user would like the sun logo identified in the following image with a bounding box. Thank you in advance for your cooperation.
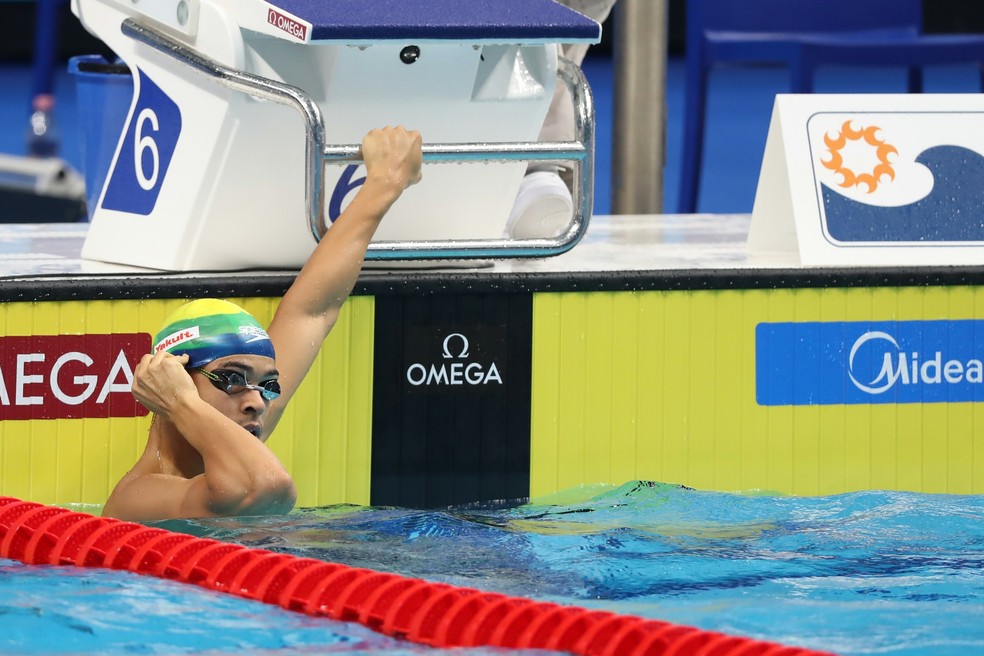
[820,120,898,194]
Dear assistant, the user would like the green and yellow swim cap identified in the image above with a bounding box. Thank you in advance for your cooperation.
[152,299,275,369]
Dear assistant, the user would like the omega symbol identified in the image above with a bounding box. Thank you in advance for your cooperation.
[442,333,470,359]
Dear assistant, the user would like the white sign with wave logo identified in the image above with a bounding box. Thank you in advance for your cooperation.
[749,94,984,266]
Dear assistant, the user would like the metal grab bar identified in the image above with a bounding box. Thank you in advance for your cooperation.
[121,18,594,260]
[324,142,586,164]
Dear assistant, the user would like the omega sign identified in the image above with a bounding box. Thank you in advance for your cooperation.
[405,332,503,387]
[266,8,307,41]
[0,333,151,420]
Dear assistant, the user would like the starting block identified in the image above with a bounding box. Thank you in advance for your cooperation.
[70,0,600,270]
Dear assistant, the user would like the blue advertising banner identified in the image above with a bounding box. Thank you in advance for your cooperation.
[756,320,984,406]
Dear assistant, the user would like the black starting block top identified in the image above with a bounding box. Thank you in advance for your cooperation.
[266,0,602,43]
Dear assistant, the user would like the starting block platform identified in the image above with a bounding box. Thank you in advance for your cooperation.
[70,0,601,270]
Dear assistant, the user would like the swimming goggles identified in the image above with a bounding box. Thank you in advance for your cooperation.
[196,368,281,401]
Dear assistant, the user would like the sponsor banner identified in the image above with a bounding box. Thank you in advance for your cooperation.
[757,320,984,406]
[403,329,506,391]
[0,333,151,420]
[372,295,533,508]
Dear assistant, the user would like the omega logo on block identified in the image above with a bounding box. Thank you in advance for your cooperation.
[405,332,504,387]
[266,8,308,41]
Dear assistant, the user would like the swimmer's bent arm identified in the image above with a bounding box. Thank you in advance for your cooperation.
[265,127,423,428]
[102,353,296,521]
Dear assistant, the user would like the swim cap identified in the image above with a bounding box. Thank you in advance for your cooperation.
[152,299,275,369]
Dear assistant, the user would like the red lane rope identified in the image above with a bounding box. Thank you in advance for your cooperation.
[0,497,836,656]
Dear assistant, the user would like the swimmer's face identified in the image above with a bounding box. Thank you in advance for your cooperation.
[192,354,279,441]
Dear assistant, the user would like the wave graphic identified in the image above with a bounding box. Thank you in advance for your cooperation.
[822,144,984,242]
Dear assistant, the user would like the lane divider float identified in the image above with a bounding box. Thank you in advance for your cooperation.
[0,497,835,656]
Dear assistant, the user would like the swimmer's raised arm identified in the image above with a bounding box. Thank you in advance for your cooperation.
[103,127,420,521]
[266,126,422,426]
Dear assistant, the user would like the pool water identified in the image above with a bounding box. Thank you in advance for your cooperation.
[3,482,983,655]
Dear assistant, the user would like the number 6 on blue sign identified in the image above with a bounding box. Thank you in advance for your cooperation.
[102,70,182,216]
[134,109,161,191]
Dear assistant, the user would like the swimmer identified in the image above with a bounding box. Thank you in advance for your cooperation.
[102,126,422,522]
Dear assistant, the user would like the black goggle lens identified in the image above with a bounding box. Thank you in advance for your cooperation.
[197,368,281,400]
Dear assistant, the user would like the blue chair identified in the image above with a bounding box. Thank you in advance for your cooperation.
[678,0,984,213]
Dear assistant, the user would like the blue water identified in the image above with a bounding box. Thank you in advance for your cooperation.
[3,482,984,655]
